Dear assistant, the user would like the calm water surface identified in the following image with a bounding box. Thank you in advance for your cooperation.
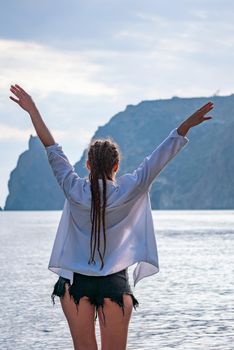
[0,210,233,349]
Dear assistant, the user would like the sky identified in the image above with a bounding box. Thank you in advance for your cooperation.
[0,0,233,208]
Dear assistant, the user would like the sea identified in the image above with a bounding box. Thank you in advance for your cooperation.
[0,210,233,350]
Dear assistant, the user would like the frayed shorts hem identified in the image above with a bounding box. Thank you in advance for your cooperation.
[51,270,139,326]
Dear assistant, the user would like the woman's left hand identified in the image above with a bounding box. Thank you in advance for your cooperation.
[9,84,55,146]
[10,84,36,114]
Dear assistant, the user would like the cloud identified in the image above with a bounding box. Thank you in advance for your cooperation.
[0,121,93,147]
[0,122,67,142]
[0,123,32,141]
[0,39,117,98]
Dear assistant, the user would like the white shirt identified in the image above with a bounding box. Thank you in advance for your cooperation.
[46,128,189,286]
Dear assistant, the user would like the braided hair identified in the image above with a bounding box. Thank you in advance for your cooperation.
[86,138,120,270]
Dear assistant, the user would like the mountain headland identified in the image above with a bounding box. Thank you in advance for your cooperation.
[4,94,234,210]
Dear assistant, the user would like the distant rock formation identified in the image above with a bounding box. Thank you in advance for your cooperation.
[4,135,64,210]
[74,94,234,209]
[4,94,234,210]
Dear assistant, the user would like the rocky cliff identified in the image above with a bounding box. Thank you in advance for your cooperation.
[4,94,234,210]
[4,135,64,210]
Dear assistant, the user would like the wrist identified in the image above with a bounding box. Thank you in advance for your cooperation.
[177,121,190,137]
[27,103,39,117]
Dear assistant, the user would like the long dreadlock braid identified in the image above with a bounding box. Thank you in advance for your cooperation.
[87,138,120,270]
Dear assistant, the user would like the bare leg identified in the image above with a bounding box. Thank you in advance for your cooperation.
[60,283,98,350]
[98,294,133,350]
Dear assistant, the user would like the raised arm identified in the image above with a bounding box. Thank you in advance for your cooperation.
[10,84,55,147]
[128,101,214,192]
[9,84,80,200]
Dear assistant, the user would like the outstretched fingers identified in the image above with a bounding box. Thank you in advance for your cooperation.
[10,84,25,95]
[15,84,27,95]
[9,84,36,113]
[9,96,19,104]
[198,102,214,115]
[10,85,21,98]
[187,101,214,127]
[10,84,29,104]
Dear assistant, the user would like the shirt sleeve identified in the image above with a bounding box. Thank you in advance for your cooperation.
[45,143,80,200]
[129,128,189,192]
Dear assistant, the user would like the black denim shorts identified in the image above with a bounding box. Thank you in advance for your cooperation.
[51,268,139,325]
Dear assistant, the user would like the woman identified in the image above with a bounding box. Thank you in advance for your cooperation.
[10,84,213,350]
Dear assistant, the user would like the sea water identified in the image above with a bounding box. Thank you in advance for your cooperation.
[0,210,233,349]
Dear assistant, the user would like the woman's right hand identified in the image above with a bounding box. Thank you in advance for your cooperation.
[9,84,37,114]
[185,101,214,128]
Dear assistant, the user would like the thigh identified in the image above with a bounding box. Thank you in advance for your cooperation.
[60,283,98,350]
[98,294,133,350]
